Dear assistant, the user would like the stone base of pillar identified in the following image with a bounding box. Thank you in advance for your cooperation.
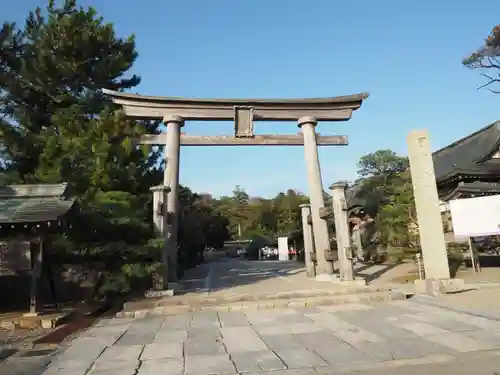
[306,269,316,277]
[332,277,366,287]
[333,260,340,271]
[414,278,464,297]
[315,273,341,282]
[23,312,40,317]
[315,273,366,286]
[145,289,175,298]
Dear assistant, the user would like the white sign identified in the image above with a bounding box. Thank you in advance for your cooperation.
[449,195,500,238]
[277,237,289,261]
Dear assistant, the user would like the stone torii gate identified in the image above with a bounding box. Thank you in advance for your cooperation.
[103,89,368,286]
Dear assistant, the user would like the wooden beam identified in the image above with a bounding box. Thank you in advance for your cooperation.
[137,134,348,146]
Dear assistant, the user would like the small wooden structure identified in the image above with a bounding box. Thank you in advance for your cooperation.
[0,183,75,314]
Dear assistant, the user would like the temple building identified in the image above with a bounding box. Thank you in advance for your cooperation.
[433,121,500,202]
[432,121,500,243]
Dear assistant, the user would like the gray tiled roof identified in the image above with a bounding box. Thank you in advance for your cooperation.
[432,121,500,181]
[442,181,500,201]
[0,183,69,198]
[0,183,74,224]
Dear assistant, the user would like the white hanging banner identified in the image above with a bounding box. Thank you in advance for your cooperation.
[449,194,500,238]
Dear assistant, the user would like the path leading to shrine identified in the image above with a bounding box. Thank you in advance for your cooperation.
[29,297,500,375]
[5,259,500,374]
[180,258,393,296]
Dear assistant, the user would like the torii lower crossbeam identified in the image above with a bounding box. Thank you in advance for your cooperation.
[138,134,348,146]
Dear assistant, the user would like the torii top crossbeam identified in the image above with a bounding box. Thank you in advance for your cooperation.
[102,89,368,122]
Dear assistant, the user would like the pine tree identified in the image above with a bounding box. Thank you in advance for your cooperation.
[0,0,164,249]
[0,0,159,195]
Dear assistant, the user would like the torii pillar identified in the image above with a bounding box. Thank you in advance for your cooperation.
[164,115,183,281]
[298,116,336,280]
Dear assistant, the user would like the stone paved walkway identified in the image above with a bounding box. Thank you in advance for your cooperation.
[35,298,500,375]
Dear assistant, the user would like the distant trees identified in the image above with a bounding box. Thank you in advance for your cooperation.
[463,25,500,93]
[212,186,308,242]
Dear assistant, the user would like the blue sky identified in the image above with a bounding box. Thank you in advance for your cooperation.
[5,0,500,198]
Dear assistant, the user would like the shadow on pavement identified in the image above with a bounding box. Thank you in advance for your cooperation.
[177,257,401,296]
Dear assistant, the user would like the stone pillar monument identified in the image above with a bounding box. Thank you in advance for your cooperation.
[164,115,183,281]
[299,204,316,277]
[298,116,335,280]
[407,129,463,295]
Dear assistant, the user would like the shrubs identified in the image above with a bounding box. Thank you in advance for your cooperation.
[97,262,163,299]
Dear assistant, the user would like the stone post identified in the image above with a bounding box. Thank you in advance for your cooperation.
[353,228,364,261]
[26,238,43,316]
[164,115,183,281]
[299,204,316,277]
[298,116,335,279]
[150,185,170,236]
[407,129,463,295]
[330,182,355,281]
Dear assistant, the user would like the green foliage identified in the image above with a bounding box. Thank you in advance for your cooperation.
[0,0,162,250]
[0,0,232,300]
[355,150,409,217]
[98,262,162,299]
[0,0,146,182]
[357,149,409,178]
[69,191,152,244]
[463,25,500,93]
[212,187,308,243]
[354,151,417,259]
[376,171,418,251]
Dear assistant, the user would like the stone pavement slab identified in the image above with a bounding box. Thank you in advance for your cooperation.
[141,342,183,360]
[220,326,267,352]
[231,350,286,372]
[152,328,187,343]
[1,356,52,375]
[89,359,139,373]
[185,353,236,375]
[137,358,183,375]
[273,348,329,369]
[218,311,249,327]
[37,298,500,375]
[184,337,226,356]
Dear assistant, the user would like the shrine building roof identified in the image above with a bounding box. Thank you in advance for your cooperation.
[0,183,75,224]
[441,181,500,201]
[432,121,500,183]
